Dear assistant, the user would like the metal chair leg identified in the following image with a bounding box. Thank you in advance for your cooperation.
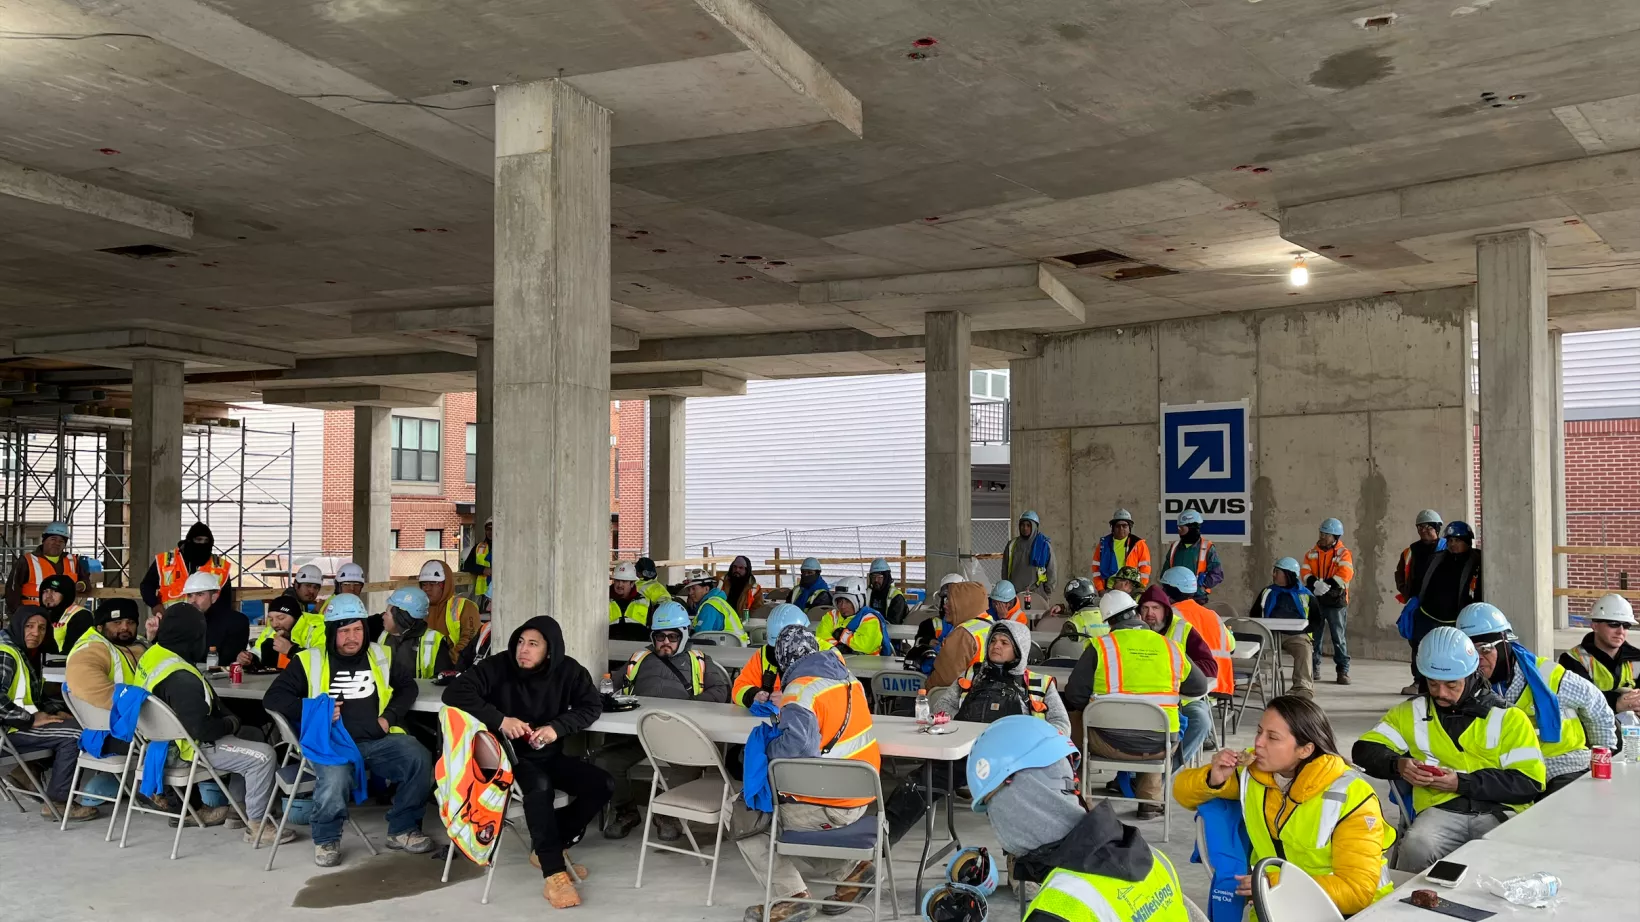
[480,819,506,905]
[350,817,378,856]
[171,763,200,861]
[58,761,85,832]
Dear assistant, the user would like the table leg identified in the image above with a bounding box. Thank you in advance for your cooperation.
[916,759,934,893]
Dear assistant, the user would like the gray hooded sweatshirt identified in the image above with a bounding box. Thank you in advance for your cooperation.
[617,642,729,703]
[930,619,1070,735]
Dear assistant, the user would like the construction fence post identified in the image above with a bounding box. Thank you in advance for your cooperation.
[899,539,908,589]
[773,548,782,590]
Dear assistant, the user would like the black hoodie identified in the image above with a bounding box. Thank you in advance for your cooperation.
[138,522,238,619]
[1013,801,1166,890]
[40,574,93,656]
[441,615,602,759]
[149,603,238,745]
[263,615,418,741]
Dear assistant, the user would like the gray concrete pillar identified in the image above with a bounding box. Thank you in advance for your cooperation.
[1476,229,1554,653]
[129,358,182,598]
[474,337,494,531]
[925,311,972,584]
[492,78,612,666]
[1551,330,1568,630]
[648,396,686,584]
[352,405,392,611]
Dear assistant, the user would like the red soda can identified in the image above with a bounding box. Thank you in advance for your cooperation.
[229,663,243,685]
[1592,746,1612,779]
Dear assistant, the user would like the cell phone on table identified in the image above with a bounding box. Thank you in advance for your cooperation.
[1425,860,1468,888]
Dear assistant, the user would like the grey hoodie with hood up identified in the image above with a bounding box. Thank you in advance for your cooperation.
[930,619,1070,734]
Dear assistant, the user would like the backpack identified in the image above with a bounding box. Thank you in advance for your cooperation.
[954,675,1032,724]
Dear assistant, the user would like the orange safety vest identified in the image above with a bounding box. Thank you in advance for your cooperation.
[1302,543,1355,605]
[1172,600,1235,696]
[732,646,783,707]
[777,676,880,807]
[992,598,1026,624]
[18,552,80,607]
[1092,537,1152,593]
[154,550,233,606]
[434,706,513,865]
[1164,539,1214,580]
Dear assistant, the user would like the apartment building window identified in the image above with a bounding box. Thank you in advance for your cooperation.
[424,528,443,550]
[969,369,1009,401]
[390,529,401,549]
[465,423,477,483]
[392,417,440,482]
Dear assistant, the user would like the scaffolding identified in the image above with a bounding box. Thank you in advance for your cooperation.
[0,417,296,593]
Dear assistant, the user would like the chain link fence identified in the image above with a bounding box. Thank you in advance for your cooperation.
[684,519,1014,588]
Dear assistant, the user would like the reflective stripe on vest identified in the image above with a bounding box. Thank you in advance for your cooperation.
[378,629,445,679]
[1238,767,1396,904]
[955,670,1056,718]
[68,629,131,686]
[1,644,35,721]
[961,618,995,672]
[1093,630,1184,730]
[51,604,91,651]
[1512,656,1587,760]
[296,645,403,732]
[156,552,232,606]
[609,596,650,626]
[473,544,490,597]
[290,613,327,650]
[138,645,213,760]
[1570,647,1638,692]
[699,595,749,643]
[1385,697,1540,813]
[1166,539,1213,577]
[1024,852,1190,922]
[21,552,79,607]
[435,705,512,864]
[625,649,706,696]
[441,597,462,647]
[1175,601,1236,696]
[778,676,879,805]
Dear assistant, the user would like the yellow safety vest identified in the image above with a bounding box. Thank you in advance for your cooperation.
[51,604,93,651]
[1239,768,1396,907]
[1,643,35,731]
[290,613,327,650]
[377,628,446,680]
[1092,628,1190,731]
[1568,647,1638,693]
[138,644,213,761]
[68,629,136,687]
[622,649,707,696]
[609,595,651,627]
[438,596,465,649]
[473,543,490,598]
[1361,697,1545,813]
[638,579,672,607]
[296,645,405,734]
[696,594,749,645]
[1068,608,1109,644]
[1162,615,1209,704]
[1023,851,1191,922]
[1509,656,1587,762]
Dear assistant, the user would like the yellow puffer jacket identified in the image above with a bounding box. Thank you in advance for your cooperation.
[1173,753,1391,916]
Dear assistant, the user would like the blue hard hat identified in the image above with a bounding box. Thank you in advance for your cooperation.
[920,882,987,922]
[988,580,1016,603]
[1177,510,1204,526]
[1416,626,1479,681]
[1456,602,1512,639]
[801,557,822,571]
[323,593,368,623]
[1019,511,1040,524]
[1320,517,1344,536]
[42,521,71,539]
[764,603,809,639]
[967,715,1076,812]
[869,557,892,574]
[386,586,429,621]
[650,601,691,633]
[1273,556,1301,575]
[1444,521,1474,540]
[1159,566,1198,595]
[947,846,998,896]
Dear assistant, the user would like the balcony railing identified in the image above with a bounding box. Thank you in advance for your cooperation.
[970,399,1010,444]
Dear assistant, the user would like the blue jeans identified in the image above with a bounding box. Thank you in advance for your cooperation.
[1312,605,1351,674]
[1175,698,1214,767]
[311,733,432,845]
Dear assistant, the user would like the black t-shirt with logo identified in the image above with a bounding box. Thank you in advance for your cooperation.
[328,652,386,741]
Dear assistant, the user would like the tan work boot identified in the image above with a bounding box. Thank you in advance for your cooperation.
[543,871,581,908]
[44,801,98,822]
[171,804,233,827]
[824,861,875,912]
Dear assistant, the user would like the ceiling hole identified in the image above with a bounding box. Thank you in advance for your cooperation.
[1358,14,1396,28]
[435,228,448,233]
[651,248,667,253]
[1491,103,1505,108]
[98,148,120,155]
[452,79,470,86]
[235,236,247,240]
[1164,248,1177,252]
[1507,94,1527,101]
[634,230,649,235]
[411,227,428,233]
[99,244,189,259]
[1318,245,1336,250]
[1382,290,1397,294]
[719,254,733,258]
[743,255,762,260]
[325,280,337,284]
[1340,254,1355,259]
[767,260,787,266]
[912,37,938,47]
[1250,167,1271,174]
[1233,165,1253,171]
[1051,248,1130,268]
[924,216,940,222]
[1480,91,1497,99]
[625,235,639,240]
[1564,219,1582,225]
[735,276,753,280]
[1102,264,1180,282]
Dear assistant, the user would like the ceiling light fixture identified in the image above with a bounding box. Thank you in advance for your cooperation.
[1289,255,1310,287]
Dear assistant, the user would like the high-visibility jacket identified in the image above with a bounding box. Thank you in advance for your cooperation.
[990,598,1026,624]
[471,543,491,598]
[693,593,750,645]
[817,607,890,656]
[609,595,650,628]
[1360,697,1545,814]
[637,579,672,607]
[295,645,406,734]
[1092,535,1152,593]
[1091,628,1189,731]
[252,625,295,670]
[956,617,995,673]
[435,596,475,652]
[1067,608,1109,644]
[51,604,93,651]
[623,648,708,696]
[69,628,139,687]
[1239,767,1396,911]
[1173,600,1236,696]
[138,643,212,760]
[731,646,782,707]
[1023,852,1190,922]
[1302,543,1355,605]
[290,612,327,650]
[1164,539,1214,590]
[154,550,233,606]
[954,669,1058,720]
[435,705,512,865]
[791,582,831,610]
[778,675,880,807]
[1,642,35,731]
[1258,586,1312,620]
[378,628,447,680]
[18,552,80,607]
[1160,614,1214,703]
[1565,646,1638,693]
[1506,656,1587,763]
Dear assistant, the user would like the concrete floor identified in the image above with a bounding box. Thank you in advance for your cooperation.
[0,659,1412,921]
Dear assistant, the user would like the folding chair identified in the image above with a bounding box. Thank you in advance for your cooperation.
[694,631,744,647]
[1080,698,1178,842]
[1046,634,1086,663]
[869,671,924,717]
[0,732,57,820]
[764,757,900,921]
[119,696,253,859]
[438,731,576,904]
[633,710,739,905]
[60,690,135,839]
[1250,856,1344,922]
[1224,618,1275,733]
[259,710,375,871]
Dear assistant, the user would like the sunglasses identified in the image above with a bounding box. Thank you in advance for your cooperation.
[652,630,684,645]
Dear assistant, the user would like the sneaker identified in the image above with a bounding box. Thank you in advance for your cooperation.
[315,841,341,867]
[544,871,581,908]
[602,806,642,839]
[44,801,98,822]
[655,815,683,842]
[1336,672,1351,686]
[823,861,874,914]
[1400,683,1421,696]
[385,830,435,854]
[744,900,817,922]
[171,804,233,827]
[244,823,298,846]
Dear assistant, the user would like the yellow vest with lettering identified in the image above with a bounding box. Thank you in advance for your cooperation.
[1023,851,1190,922]
[1092,628,1190,731]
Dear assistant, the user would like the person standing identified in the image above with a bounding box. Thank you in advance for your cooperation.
[1394,510,1445,603]
[1302,518,1354,686]
[1404,521,1482,695]
[460,516,493,603]
[5,521,85,614]
[1003,511,1056,609]
[1251,558,1316,698]
[1163,511,1223,602]
[1,605,93,820]
[139,522,235,622]
[1092,509,1151,593]
[1559,594,1640,732]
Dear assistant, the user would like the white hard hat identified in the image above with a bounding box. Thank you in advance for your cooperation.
[1589,593,1636,626]
[1098,590,1138,620]
[612,562,638,581]
[182,570,221,594]
[418,560,447,582]
[938,573,966,590]
[833,576,868,612]
[294,564,324,585]
[683,568,714,586]
[336,562,365,584]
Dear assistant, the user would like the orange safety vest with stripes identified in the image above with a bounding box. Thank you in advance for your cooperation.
[18,552,80,608]
[434,705,513,865]
[1302,542,1355,605]
[155,550,233,606]
[1092,537,1152,593]
[1171,600,1235,696]
[778,675,880,807]
[1092,628,1190,732]
[1164,539,1213,581]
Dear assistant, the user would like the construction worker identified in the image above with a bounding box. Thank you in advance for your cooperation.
[2,605,92,821]
[634,557,672,607]
[720,554,763,615]
[42,574,93,656]
[1092,508,1151,593]
[1394,509,1445,603]
[1158,566,1236,698]
[1134,584,1218,766]
[1003,511,1056,609]
[1559,593,1640,726]
[140,521,235,621]
[65,598,144,712]
[1405,521,1483,693]
[988,580,1025,624]
[1353,626,1545,871]
[731,603,809,708]
[175,570,250,667]
[418,559,480,654]
[1302,517,1355,685]
[816,576,890,656]
[1251,556,1316,698]
[287,563,325,613]
[460,516,492,600]
[1163,510,1222,601]
[5,520,85,613]
[333,562,367,602]
[239,595,304,671]
[1061,590,1205,818]
[926,582,994,689]
[608,561,651,631]
[1457,602,1615,796]
[1060,577,1107,642]
[790,557,832,611]
[966,716,1192,920]
[1175,696,1396,916]
[865,558,909,624]
[682,569,749,644]
[379,586,452,680]
[736,624,879,922]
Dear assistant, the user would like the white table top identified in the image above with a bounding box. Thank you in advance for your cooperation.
[1231,641,1260,660]
[745,617,1062,647]
[1483,759,1640,856]
[1350,837,1640,919]
[1243,618,1309,633]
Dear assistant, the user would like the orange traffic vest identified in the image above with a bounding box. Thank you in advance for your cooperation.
[1164,538,1214,579]
[435,706,513,865]
[992,598,1025,624]
[18,552,80,607]
[778,676,880,807]
[1172,599,1235,696]
[1302,543,1355,605]
[154,550,233,606]
[1092,537,1152,593]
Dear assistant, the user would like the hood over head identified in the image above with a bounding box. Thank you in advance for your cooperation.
[988,620,1031,677]
[1136,584,1174,624]
[6,605,50,656]
[507,614,566,679]
[179,522,214,567]
[782,642,852,685]
[156,602,208,664]
[984,761,1085,857]
[946,582,988,625]
[1036,800,1159,882]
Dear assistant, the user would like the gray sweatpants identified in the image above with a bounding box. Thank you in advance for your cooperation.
[1393,808,1502,872]
[737,802,868,898]
[170,735,277,821]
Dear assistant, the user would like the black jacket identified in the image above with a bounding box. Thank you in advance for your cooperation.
[263,619,419,740]
[1014,801,1161,890]
[383,619,455,677]
[150,604,237,744]
[138,523,239,620]
[441,615,602,758]
[1418,549,1483,623]
[205,608,250,667]
[1559,635,1640,709]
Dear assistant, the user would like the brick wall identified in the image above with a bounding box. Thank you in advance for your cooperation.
[614,399,648,556]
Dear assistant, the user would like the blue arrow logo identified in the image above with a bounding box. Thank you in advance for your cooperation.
[1176,424,1231,481]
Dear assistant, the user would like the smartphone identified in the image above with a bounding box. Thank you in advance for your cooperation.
[1426,860,1469,888]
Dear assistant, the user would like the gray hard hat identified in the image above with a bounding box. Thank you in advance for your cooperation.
[1415,509,1443,527]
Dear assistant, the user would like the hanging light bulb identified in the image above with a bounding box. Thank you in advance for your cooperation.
[1289,256,1309,287]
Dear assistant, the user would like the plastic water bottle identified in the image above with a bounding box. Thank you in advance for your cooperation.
[205,646,219,670]
[914,689,931,726]
[1487,872,1560,907]
[599,673,614,697]
[1621,724,1640,762]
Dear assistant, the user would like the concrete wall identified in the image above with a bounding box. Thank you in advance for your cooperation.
[1011,289,1477,660]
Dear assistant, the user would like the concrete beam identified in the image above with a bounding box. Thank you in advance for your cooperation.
[14,328,294,369]
[1548,289,1640,333]
[799,264,1085,328]
[971,331,1043,358]
[0,157,193,238]
[610,371,746,398]
[691,0,862,138]
[259,385,441,410]
[613,327,1041,365]
[349,305,640,351]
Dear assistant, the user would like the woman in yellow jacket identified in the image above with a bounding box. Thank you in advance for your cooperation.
[1173,695,1396,916]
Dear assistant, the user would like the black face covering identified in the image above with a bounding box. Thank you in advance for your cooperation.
[180,522,214,568]
[1179,524,1201,543]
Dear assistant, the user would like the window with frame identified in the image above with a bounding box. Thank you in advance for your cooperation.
[390,529,401,549]
[424,529,443,550]
[465,423,477,483]
[392,417,441,482]
[969,369,1010,401]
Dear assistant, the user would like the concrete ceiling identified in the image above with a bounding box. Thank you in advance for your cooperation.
[3,0,1640,405]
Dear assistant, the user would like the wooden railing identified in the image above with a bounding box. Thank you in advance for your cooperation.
[1554,544,1639,601]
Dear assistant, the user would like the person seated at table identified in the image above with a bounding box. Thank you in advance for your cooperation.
[682,568,750,644]
[1056,576,1108,642]
[1353,627,1544,871]
[419,559,481,655]
[1062,590,1207,820]
[379,586,453,680]
[731,604,809,708]
[865,558,909,625]
[926,582,995,690]
[598,601,728,840]
[789,557,832,612]
[988,580,1026,625]
[634,557,672,608]
[1559,593,1640,731]
[41,574,93,656]
[736,625,880,922]
[1458,603,1615,796]
[1,605,94,820]
[442,615,612,908]
[65,598,145,712]
[1249,556,1316,699]
[908,572,965,653]
[285,563,325,613]
[1175,695,1395,916]
[816,576,891,656]
[609,561,651,640]
[883,620,1069,846]
[264,593,434,867]
[967,716,1191,915]
[719,554,763,616]
[239,595,303,672]
[1134,583,1219,766]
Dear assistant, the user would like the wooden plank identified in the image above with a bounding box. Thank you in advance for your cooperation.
[1555,545,1640,556]
[1554,587,1640,600]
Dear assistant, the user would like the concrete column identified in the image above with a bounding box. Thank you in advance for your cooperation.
[648,396,686,584]
[1476,229,1554,653]
[129,358,182,596]
[925,311,973,583]
[492,79,612,666]
[474,337,494,530]
[352,405,392,610]
[1550,330,1568,630]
